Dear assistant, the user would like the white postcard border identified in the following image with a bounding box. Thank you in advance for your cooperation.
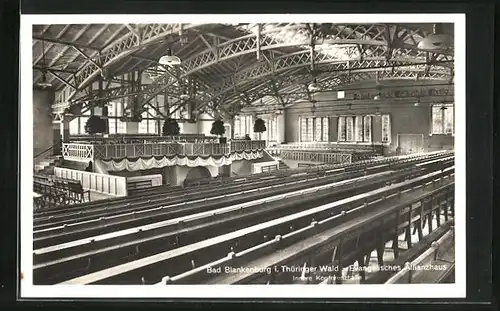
[20,13,466,299]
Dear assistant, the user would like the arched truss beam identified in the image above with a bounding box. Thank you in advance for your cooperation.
[187,57,452,113]
[65,55,451,121]
[68,48,451,107]
[224,70,453,114]
[176,23,452,77]
[59,23,452,105]
[59,23,203,102]
[138,48,452,114]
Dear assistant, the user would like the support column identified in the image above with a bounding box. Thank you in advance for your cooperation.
[60,118,70,143]
[329,116,338,142]
[372,115,382,143]
[52,122,62,155]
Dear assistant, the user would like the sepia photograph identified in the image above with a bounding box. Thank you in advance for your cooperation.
[20,14,466,299]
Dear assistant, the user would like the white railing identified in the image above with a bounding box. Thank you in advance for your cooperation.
[275,142,379,152]
[62,143,94,162]
[63,141,267,161]
[54,167,128,196]
[230,140,267,152]
[276,150,353,164]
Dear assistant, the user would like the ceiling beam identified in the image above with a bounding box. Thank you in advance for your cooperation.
[33,36,100,52]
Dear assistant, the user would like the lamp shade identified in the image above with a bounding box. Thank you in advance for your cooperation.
[417,34,453,51]
[159,55,182,66]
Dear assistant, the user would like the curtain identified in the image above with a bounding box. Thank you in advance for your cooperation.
[100,150,264,172]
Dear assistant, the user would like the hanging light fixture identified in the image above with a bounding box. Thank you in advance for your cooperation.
[159,48,182,67]
[35,41,53,89]
[417,23,453,51]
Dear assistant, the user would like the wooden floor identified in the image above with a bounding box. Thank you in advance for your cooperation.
[88,190,115,201]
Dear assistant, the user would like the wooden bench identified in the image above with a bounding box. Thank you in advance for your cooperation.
[297,163,318,168]
[261,164,278,173]
[33,180,67,210]
[127,180,154,195]
[66,181,91,203]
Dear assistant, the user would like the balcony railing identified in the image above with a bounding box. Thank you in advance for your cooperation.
[275,150,353,165]
[62,140,266,161]
[230,140,266,152]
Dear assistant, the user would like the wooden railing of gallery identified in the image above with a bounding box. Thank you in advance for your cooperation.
[61,140,267,161]
[268,142,383,164]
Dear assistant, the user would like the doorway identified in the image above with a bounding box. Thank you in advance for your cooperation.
[397,134,424,154]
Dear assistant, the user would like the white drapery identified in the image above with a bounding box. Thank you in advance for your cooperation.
[100,150,264,172]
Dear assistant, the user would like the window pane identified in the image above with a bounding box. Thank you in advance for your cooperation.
[346,116,354,141]
[234,118,241,137]
[138,120,148,134]
[381,114,391,143]
[149,120,157,134]
[322,118,328,142]
[69,119,79,135]
[300,118,307,142]
[363,116,372,142]
[338,117,346,141]
[307,118,313,142]
[432,105,443,134]
[444,105,454,134]
[355,116,363,142]
[315,118,322,142]
[79,117,88,134]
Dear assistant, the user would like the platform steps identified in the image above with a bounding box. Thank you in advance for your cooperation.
[277,159,290,170]
[34,155,62,175]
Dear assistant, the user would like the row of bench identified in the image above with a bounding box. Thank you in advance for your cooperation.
[33,175,91,210]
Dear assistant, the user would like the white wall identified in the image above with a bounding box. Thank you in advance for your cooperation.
[231,160,253,176]
[180,122,198,134]
[276,113,285,144]
[127,174,163,187]
[197,113,214,135]
[252,160,280,174]
[54,167,128,196]
[33,88,55,157]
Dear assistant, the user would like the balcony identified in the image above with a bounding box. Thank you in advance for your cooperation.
[61,140,267,162]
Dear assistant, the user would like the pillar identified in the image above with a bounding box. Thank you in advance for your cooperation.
[372,115,382,143]
[60,118,70,143]
[52,122,62,155]
[329,117,338,142]
[218,164,231,177]
[276,114,285,143]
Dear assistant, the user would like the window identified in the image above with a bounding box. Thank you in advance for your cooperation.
[338,115,373,142]
[266,118,277,142]
[363,116,372,142]
[345,116,354,141]
[234,115,254,138]
[381,114,391,143]
[300,117,329,142]
[355,116,363,142]
[107,102,116,134]
[432,104,454,135]
[116,101,126,134]
[69,118,79,135]
[322,118,329,142]
[338,116,346,141]
[300,118,309,142]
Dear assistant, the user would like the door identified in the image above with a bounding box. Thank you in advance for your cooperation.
[397,134,424,154]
